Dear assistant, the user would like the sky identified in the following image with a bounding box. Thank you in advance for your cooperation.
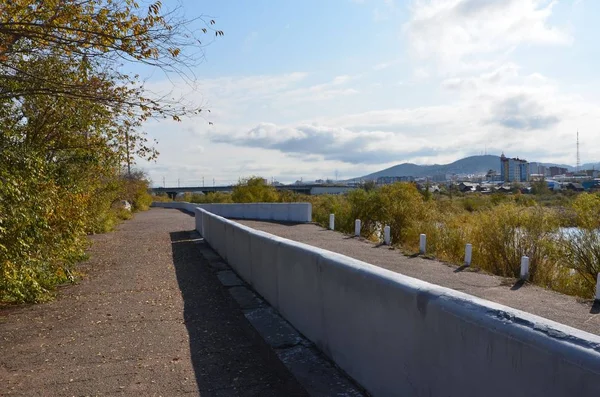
[136,0,600,186]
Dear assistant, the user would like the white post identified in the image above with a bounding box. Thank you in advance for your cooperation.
[464,243,472,266]
[329,213,335,230]
[419,234,426,254]
[520,256,530,280]
[595,273,600,301]
[384,225,391,245]
[355,219,361,237]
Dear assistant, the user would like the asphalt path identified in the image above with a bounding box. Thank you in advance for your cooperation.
[0,209,307,397]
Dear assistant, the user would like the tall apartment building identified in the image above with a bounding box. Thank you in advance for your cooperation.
[549,166,568,177]
[500,154,530,182]
[528,162,547,177]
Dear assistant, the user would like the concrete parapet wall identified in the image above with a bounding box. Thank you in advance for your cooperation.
[151,201,312,223]
[195,207,600,397]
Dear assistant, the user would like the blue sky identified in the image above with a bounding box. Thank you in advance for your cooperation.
[138,0,600,185]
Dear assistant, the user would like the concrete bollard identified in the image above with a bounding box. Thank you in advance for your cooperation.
[464,243,472,266]
[419,234,426,254]
[329,213,335,230]
[355,219,361,237]
[384,225,391,245]
[596,273,600,301]
[520,256,530,280]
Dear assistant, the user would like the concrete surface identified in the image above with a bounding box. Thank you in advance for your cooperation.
[239,220,600,337]
[152,202,312,223]
[0,209,308,396]
[195,210,600,397]
[195,232,366,397]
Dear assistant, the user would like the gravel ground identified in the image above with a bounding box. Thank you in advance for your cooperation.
[0,209,307,397]
[238,220,600,336]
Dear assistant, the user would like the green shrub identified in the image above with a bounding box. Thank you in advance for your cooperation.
[232,177,279,203]
[471,204,560,280]
[558,229,600,298]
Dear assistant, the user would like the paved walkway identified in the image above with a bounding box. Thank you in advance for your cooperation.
[0,209,307,396]
[238,220,600,336]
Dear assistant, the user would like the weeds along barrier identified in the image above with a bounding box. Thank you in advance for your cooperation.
[351,219,600,299]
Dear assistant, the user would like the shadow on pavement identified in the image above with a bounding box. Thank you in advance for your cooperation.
[453,264,469,273]
[510,280,526,291]
[169,230,307,397]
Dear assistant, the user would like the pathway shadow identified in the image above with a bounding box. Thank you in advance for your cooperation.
[453,265,469,273]
[590,301,600,315]
[169,231,305,396]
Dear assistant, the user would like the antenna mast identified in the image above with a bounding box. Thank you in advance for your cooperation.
[576,131,581,172]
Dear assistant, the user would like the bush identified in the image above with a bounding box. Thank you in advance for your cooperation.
[470,204,560,280]
[232,177,279,203]
[0,148,86,302]
[376,183,428,245]
[558,229,600,298]
[0,149,153,302]
[572,193,600,229]
[188,192,233,204]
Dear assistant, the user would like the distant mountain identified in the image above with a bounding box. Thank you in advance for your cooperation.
[581,162,600,170]
[352,155,594,181]
[354,155,502,181]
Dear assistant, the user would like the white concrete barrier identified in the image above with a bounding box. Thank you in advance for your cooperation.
[152,201,312,222]
[355,219,361,237]
[195,207,600,397]
[419,233,426,254]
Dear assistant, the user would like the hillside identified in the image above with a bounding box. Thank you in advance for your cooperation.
[353,155,586,181]
[356,155,501,180]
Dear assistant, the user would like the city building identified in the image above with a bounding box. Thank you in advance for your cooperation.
[431,174,447,182]
[529,162,547,176]
[500,154,530,182]
[549,166,568,177]
[376,176,414,185]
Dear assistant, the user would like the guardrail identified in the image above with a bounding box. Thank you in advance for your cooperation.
[194,206,600,397]
[153,201,600,396]
[151,201,312,223]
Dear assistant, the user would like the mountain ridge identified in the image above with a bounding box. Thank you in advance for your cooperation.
[351,155,599,181]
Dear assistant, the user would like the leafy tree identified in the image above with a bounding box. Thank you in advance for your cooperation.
[232,177,279,203]
[0,0,222,302]
[359,180,377,192]
[571,193,600,230]
[531,178,551,195]
[0,0,222,116]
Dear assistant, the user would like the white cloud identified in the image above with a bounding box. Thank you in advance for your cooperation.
[405,0,571,73]
[140,60,600,185]
[441,63,520,90]
[414,67,430,80]
[373,61,393,70]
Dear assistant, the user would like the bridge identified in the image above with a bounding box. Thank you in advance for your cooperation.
[151,184,356,198]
